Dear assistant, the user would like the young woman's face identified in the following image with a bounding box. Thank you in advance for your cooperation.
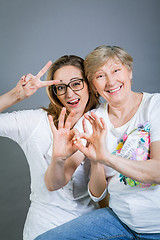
[92,58,132,107]
[54,65,89,117]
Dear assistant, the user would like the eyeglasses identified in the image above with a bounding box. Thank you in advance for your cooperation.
[52,79,84,96]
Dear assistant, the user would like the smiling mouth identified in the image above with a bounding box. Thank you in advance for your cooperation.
[107,85,122,93]
[67,98,80,105]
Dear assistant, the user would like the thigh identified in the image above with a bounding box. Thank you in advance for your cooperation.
[138,233,160,240]
[35,208,134,240]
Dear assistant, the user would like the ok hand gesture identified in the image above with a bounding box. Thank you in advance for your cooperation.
[48,107,79,161]
[73,112,108,163]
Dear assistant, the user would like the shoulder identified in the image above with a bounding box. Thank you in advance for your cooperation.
[2,108,45,117]
[143,92,160,105]
[24,108,49,129]
[13,109,49,131]
[0,108,43,122]
[84,103,106,116]
[16,108,47,125]
[139,92,160,114]
[0,109,48,143]
[143,93,160,142]
[93,103,107,117]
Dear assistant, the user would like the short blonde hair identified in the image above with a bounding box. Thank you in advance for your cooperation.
[84,45,133,82]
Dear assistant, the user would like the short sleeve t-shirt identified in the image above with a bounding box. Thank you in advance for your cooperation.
[75,92,160,233]
[0,109,98,240]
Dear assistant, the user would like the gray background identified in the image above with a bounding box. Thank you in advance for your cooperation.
[0,0,160,239]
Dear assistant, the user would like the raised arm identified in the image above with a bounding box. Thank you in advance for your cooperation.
[45,108,85,191]
[0,61,58,112]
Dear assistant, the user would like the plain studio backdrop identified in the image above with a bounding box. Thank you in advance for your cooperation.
[0,0,160,239]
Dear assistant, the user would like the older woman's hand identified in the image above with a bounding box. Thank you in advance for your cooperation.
[73,112,109,163]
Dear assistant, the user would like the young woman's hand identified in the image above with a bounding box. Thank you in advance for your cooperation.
[0,61,60,112]
[46,108,84,191]
[16,61,59,101]
[48,108,79,161]
[73,112,109,163]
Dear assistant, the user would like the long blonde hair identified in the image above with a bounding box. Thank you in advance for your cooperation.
[43,55,99,127]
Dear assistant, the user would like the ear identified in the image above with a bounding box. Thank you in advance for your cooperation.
[129,69,133,80]
[91,85,99,97]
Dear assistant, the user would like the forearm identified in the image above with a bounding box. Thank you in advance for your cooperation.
[80,112,160,184]
[45,157,68,191]
[101,153,160,184]
[0,88,22,112]
[45,151,83,191]
[89,162,107,198]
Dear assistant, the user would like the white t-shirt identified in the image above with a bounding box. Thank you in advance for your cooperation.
[0,109,98,240]
[75,92,160,233]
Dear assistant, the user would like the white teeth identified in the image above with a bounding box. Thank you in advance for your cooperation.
[108,86,121,93]
[68,99,79,103]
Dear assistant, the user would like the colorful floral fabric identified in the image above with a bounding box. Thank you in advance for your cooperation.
[112,122,156,187]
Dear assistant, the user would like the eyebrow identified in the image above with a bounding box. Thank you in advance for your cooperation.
[95,70,104,74]
[58,77,82,83]
[70,77,81,81]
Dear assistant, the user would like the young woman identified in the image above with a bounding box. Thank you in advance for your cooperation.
[36,46,160,240]
[0,55,101,240]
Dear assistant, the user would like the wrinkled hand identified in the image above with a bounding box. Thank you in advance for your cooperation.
[73,112,108,163]
[48,107,79,160]
[16,61,59,100]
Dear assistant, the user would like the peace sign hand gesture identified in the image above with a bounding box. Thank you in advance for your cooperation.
[16,61,59,101]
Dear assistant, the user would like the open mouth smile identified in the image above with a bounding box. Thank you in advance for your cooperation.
[67,98,80,105]
[107,85,122,93]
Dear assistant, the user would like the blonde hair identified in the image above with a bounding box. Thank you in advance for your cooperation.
[84,45,133,83]
[43,55,99,127]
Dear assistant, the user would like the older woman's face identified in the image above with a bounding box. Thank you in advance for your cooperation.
[92,58,132,106]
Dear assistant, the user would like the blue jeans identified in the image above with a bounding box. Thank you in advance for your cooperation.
[35,208,160,240]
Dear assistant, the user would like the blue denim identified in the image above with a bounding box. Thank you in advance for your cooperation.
[35,208,160,240]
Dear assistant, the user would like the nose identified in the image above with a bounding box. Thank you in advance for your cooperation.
[105,74,115,87]
[66,86,75,97]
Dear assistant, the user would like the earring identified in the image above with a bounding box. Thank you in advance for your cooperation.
[96,92,99,97]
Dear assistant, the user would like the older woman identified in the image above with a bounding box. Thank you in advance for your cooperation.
[36,46,160,240]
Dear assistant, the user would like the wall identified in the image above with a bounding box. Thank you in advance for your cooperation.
[0,0,160,239]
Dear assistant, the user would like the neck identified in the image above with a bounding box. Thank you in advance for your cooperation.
[108,91,142,127]
[71,112,83,128]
